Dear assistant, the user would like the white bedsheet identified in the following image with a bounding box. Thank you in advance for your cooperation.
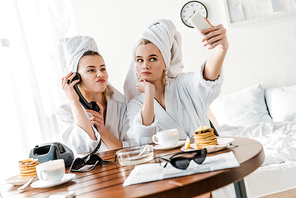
[212,120,296,198]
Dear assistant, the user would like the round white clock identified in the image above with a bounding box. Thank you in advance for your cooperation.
[180,1,208,28]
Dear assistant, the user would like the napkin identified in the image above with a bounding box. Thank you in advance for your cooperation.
[123,151,240,187]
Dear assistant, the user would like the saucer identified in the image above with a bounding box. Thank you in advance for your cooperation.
[154,141,185,150]
[181,137,234,153]
[204,144,228,153]
[30,173,76,188]
[217,137,234,145]
[181,144,227,153]
[5,174,30,186]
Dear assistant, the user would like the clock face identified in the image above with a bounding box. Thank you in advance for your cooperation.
[180,1,208,28]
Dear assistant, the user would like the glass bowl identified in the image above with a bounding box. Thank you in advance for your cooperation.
[116,145,154,166]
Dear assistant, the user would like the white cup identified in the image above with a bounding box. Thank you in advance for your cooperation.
[152,129,179,147]
[36,159,65,185]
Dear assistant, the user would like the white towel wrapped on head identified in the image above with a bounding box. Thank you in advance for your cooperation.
[124,19,184,102]
[59,36,99,75]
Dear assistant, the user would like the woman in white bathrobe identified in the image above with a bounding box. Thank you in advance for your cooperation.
[56,36,136,155]
[124,19,228,146]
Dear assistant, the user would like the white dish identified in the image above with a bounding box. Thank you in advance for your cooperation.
[181,137,234,153]
[30,173,76,188]
[204,144,228,153]
[217,137,234,145]
[5,174,31,186]
[181,145,227,153]
[154,141,185,150]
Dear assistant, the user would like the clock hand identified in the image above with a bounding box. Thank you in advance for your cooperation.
[188,11,196,19]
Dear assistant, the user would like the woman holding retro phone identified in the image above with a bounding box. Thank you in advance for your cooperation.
[124,19,228,145]
[56,36,136,155]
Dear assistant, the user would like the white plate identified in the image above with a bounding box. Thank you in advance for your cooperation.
[181,138,234,153]
[181,145,227,153]
[204,144,228,153]
[154,141,185,150]
[30,173,76,188]
[217,137,234,145]
[5,174,31,186]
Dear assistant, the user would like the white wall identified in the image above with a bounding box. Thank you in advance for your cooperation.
[71,0,296,96]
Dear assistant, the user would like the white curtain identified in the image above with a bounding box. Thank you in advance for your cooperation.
[0,0,76,181]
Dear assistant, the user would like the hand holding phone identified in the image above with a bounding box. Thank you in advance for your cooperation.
[189,12,211,33]
[68,72,100,112]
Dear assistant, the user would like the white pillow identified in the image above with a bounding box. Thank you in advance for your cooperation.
[265,85,296,122]
[210,83,272,127]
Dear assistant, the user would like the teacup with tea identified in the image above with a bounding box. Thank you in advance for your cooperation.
[36,159,65,185]
[152,129,179,147]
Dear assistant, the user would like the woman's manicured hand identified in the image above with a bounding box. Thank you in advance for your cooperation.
[201,24,229,50]
[61,72,80,104]
[136,78,155,94]
[86,102,106,133]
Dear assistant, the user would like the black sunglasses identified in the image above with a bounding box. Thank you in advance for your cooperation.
[70,153,116,172]
[159,148,207,170]
[70,139,116,172]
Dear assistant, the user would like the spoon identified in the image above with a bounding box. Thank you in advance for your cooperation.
[128,145,150,160]
[137,144,149,157]
[17,176,37,191]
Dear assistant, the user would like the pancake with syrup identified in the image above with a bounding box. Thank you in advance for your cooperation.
[194,126,218,149]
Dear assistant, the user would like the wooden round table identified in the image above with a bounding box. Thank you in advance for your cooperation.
[2,137,264,198]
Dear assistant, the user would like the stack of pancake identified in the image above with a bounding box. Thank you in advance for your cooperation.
[19,158,39,180]
[194,126,218,149]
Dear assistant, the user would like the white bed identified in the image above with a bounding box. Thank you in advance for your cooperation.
[208,83,296,198]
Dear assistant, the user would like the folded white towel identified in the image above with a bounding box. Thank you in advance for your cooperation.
[59,36,99,75]
[124,19,184,102]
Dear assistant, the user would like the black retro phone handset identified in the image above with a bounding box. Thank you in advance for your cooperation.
[69,72,100,112]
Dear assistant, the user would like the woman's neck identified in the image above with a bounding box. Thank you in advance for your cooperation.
[85,91,107,107]
[152,79,165,109]
[85,91,107,120]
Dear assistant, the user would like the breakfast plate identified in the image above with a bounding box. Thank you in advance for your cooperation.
[181,144,228,153]
[5,174,31,186]
[181,137,234,153]
[217,137,234,145]
[154,141,185,150]
[30,173,76,188]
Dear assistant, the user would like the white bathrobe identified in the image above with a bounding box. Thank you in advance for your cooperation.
[127,63,223,145]
[56,84,137,155]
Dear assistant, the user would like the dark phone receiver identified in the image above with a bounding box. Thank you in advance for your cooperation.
[70,72,100,112]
